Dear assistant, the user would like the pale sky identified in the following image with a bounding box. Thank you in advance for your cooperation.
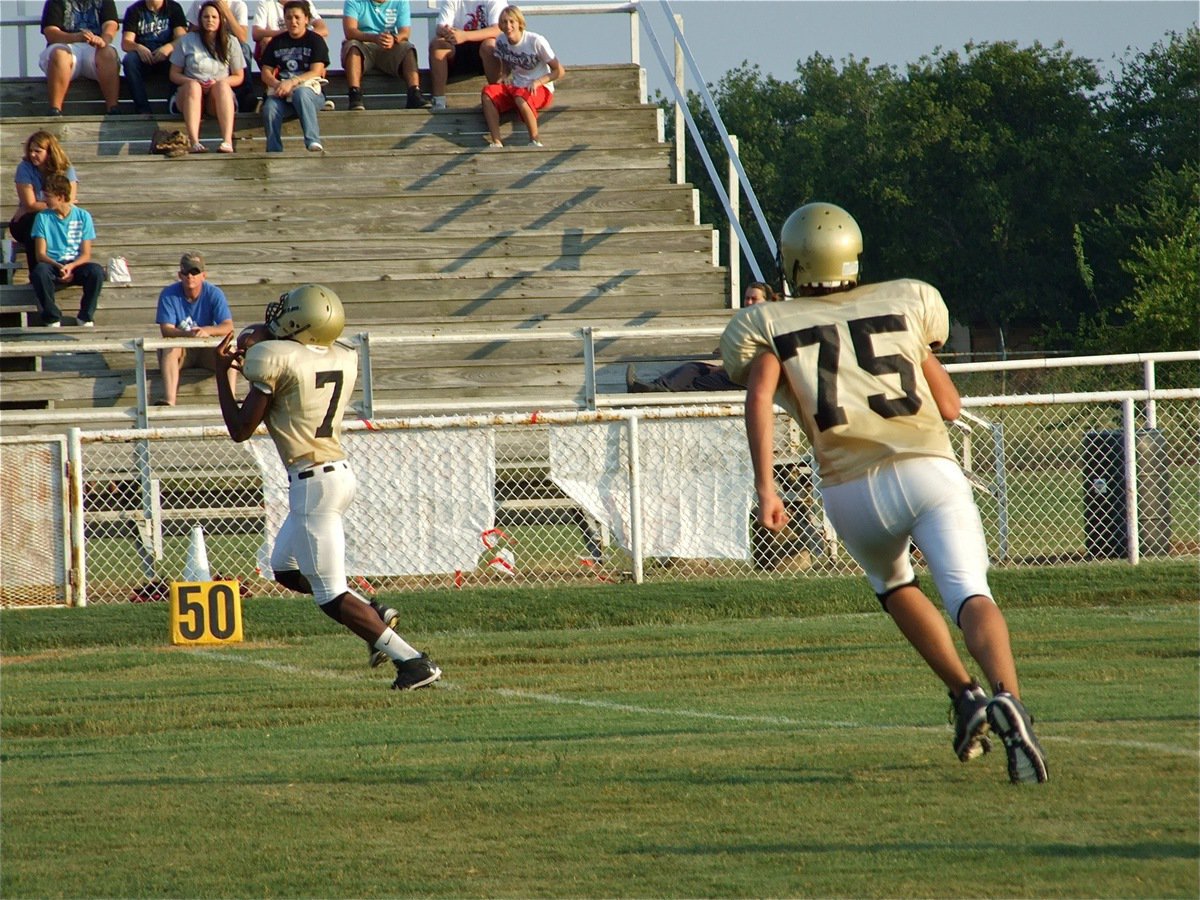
[1,1,1194,93]
[536,1,1197,97]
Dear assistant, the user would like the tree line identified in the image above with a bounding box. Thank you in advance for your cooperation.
[672,28,1198,353]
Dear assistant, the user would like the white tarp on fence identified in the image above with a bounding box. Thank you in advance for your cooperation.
[249,429,496,577]
[549,418,755,559]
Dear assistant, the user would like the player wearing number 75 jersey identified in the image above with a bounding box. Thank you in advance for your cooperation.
[721,203,1046,784]
[214,284,442,691]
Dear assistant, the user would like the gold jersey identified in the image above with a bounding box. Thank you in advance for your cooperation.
[242,339,359,468]
[721,278,954,486]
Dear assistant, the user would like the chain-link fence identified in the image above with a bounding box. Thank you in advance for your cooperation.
[1,392,1196,607]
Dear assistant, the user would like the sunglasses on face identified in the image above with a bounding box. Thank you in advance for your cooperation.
[182,267,204,276]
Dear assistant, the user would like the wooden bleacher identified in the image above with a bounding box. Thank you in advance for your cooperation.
[0,65,733,427]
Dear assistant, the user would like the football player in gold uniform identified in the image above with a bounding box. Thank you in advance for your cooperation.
[215,284,442,690]
[722,204,1046,784]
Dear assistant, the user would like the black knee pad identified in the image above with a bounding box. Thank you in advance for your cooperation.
[876,577,920,613]
[274,569,313,595]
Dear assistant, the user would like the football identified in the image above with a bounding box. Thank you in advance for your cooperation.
[236,323,272,354]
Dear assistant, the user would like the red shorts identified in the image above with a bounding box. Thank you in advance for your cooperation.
[481,82,554,116]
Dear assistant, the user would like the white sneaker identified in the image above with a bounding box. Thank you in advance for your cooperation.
[46,320,62,328]
[307,141,324,152]
[431,96,447,109]
[79,320,94,327]
[322,97,335,111]
[528,138,544,147]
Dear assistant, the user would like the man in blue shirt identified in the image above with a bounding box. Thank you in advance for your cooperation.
[30,173,104,326]
[154,251,236,405]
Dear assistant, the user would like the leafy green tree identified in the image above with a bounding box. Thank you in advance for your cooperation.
[1077,163,1199,353]
[670,32,1195,353]
[1076,28,1200,350]
[872,41,1108,336]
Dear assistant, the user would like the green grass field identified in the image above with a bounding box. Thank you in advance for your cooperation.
[2,561,1198,898]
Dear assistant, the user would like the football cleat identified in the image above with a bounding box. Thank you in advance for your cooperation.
[392,654,442,691]
[368,606,401,668]
[950,681,992,762]
[987,692,1049,784]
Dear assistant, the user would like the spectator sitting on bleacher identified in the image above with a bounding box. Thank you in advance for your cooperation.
[9,131,78,278]
[341,0,432,111]
[261,1,330,153]
[169,0,246,153]
[29,173,103,327]
[482,5,564,148]
[154,251,235,406]
[253,0,328,59]
[428,0,505,110]
[121,0,189,115]
[625,282,780,393]
[253,0,334,111]
[184,0,256,111]
[39,0,122,116]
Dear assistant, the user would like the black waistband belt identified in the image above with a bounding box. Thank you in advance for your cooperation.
[290,463,341,482]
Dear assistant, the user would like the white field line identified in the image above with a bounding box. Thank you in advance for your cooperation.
[197,649,1199,759]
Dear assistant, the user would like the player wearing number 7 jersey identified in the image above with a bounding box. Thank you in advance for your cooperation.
[721,203,1046,784]
[214,284,442,691]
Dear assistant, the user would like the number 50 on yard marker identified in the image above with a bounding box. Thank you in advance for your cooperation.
[170,581,243,645]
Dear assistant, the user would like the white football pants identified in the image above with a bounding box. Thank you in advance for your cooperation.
[272,461,356,605]
[819,456,994,625]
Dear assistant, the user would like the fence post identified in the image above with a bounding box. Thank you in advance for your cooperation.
[629,6,640,68]
[358,331,374,420]
[627,414,644,583]
[1143,359,1157,429]
[581,326,597,410]
[1122,397,1141,565]
[728,133,741,308]
[135,338,149,429]
[673,13,684,185]
[991,421,1010,562]
[67,427,87,607]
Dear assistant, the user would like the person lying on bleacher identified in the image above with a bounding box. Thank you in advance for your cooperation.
[38,0,122,115]
[625,282,780,393]
[29,174,104,327]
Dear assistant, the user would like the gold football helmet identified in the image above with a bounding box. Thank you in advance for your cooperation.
[264,284,345,346]
[779,202,863,293]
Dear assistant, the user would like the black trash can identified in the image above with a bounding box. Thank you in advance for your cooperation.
[1082,429,1172,558]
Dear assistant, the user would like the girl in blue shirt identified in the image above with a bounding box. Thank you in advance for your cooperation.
[9,131,78,276]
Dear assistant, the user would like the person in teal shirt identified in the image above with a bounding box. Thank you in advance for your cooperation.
[340,0,429,110]
[29,173,104,327]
